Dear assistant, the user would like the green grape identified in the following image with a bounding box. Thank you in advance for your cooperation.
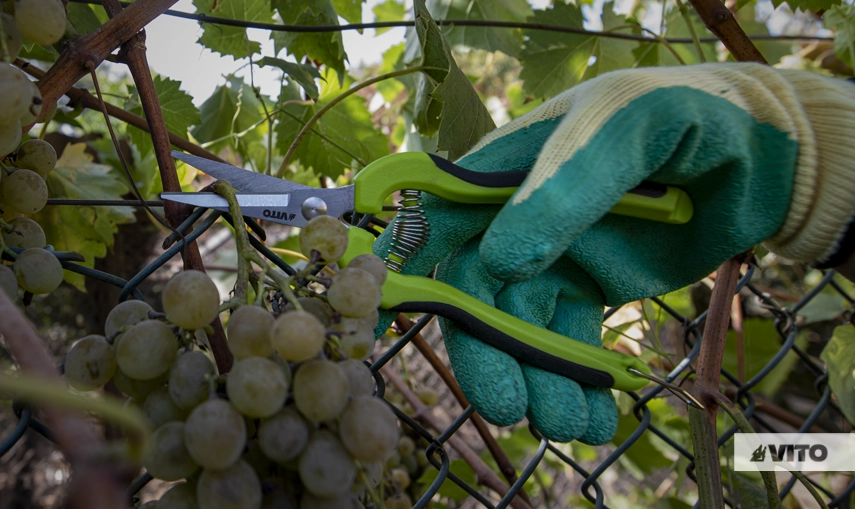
[391,467,410,489]
[2,217,45,249]
[346,253,387,285]
[163,270,220,330]
[15,81,42,125]
[338,396,398,462]
[15,139,56,178]
[184,398,246,470]
[197,460,261,509]
[257,406,309,464]
[115,320,178,381]
[158,482,198,509]
[292,360,349,423]
[298,430,355,498]
[0,63,37,121]
[143,422,199,482]
[327,268,381,318]
[331,318,375,361]
[1,14,22,61]
[226,305,273,359]
[283,297,333,326]
[269,310,325,362]
[169,351,215,410]
[105,299,153,337]
[2,169,47,214]
[0,264,18,299]
[226,357,288,418]
[14,0,67,46]
[417,388,439,406]
[268,352,292,385]
[0,119,22,157]
[337,359,374,397]
[299,492,361,509]
[401,453,418,475]
[113,367,167,399]
[64,335,115,391]
[13,248,62,294]
[143,386,189,428]
[298,215,348,263]
[397,436,415,456]
[384,494,413,509]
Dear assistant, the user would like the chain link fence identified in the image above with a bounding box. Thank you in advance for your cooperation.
[1,207,853,508]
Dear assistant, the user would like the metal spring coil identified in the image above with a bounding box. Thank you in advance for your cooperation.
[385,189,430,273]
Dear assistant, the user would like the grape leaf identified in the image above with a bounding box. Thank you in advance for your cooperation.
[257,57,322,99]
[66,3,105,36]
[31,144,135,291]
[772,0,842,12]
[271,0,347,82]
[426,0,532,57]
[332,0,365,24]
[126,76,200,158]
[825,4,855,69]
[373,0,406,34]
[413,0,495,159]
[376,43,407,101]
[519,3,635,99]
[193,0,273,59]
[191,77,264,161]
[821,325,855,425]
[633,7,716,67]
[274,71,390,178]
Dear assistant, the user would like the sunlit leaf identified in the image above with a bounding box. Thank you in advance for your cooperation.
[633,7,716,68]
[66,3,105,36]
[127,76,200,158]
[417,459,475,502]
[32,144,135,291]
[821,325,855,425]
[193,0,273,59]
[373,0,406,34]
[376,43,407,101]
[275,71,390,178]
[825,4,855,69]
[271,0,347,82]
[519,3,635,99]
[413,0,495,159]
[192,77,265,160]
[427,0,532,57]
[257,57,322,99]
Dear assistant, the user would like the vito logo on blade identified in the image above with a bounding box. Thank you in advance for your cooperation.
[735,434,855,472]
[263,210,297,221]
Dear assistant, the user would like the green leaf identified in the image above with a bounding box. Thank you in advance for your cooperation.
[376,43,407,101]
[274,70,390,178]
[271,0,347,82]
[773,0,842,12]
[821,325,855,425]
[191,77,265,158]
[728,470,770,509]
[611,403,672,473]
[506,82,543,119]
[126,76,200,158]
[332,0,364,24]
[825,4,855,70]
[413,0,495,159]
[32,144,136,291]
[426,0,532,57]
[257,57,322,99]
[796,292,847,323]
[65,3,105,36]
[519,3,635,99]
[417,459,475,502]
[633,7,716,68]
[373,0,406,34]
[193,0,272,59]
[722,319,809,397]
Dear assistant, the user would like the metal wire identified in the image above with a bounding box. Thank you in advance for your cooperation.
[2,207,851,508]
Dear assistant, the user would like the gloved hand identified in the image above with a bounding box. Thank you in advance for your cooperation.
[373,63,855,443]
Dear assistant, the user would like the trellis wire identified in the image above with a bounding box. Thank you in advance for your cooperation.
[1,207,852,509]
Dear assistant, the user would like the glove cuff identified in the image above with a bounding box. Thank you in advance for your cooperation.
[764,72,855,264]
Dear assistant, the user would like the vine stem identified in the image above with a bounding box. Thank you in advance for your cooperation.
[276,66,426,178]
[685,0,766,63]
[688,253,751,509]
[214,181,250,304]
[675,0,707,63]
[0,289,132,509]
[711,392,830,509]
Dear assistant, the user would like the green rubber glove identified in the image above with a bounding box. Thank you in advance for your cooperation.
[373,63,855,443]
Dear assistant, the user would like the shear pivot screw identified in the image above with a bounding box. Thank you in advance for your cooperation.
[301,197,328,220]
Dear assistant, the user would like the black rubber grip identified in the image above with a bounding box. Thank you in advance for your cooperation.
[391,301,616,388]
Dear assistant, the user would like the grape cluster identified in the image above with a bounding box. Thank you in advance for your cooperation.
[0,63,44,155]
[63,216,415,508]
[1,0,67,61]
[0,137,62,298]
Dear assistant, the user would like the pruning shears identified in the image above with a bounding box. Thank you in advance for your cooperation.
[162,150,699,399]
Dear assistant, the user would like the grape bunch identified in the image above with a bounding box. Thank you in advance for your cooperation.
[0,137,62,299]
[0,63,44,156]
[1,0,67,60]
[63,216,416,508]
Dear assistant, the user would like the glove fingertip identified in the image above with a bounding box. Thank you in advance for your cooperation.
[577,388,618,446]
[479,216,557,283]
